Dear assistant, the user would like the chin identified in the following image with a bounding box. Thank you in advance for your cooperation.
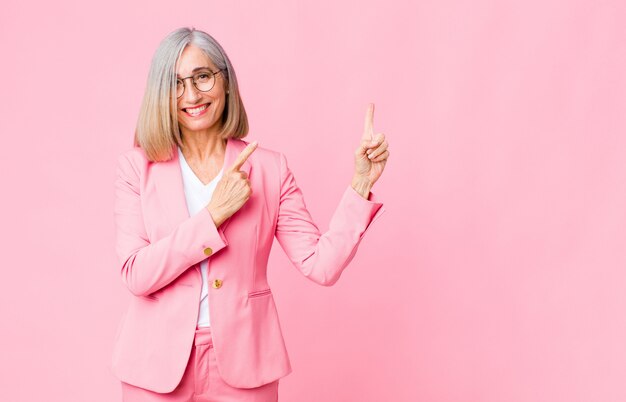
[181,120,221,132]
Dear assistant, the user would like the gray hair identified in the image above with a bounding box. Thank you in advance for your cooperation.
[134,27,249,162]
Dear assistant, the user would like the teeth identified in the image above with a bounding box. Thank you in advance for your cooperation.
[186,104,209,114]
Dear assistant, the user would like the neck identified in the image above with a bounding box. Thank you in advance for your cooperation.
[180,134,227,163]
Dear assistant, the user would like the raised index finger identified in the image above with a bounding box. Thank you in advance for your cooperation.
[363,103,375,139]
[229,141,258,172]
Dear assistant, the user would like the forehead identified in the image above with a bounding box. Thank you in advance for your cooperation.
[175,45,217,76]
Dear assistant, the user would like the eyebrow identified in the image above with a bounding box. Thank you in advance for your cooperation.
[176,66,212,78]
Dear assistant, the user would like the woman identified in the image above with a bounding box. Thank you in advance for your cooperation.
[112,27,390,401]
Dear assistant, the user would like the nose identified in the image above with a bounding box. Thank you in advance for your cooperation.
[181,78,202,102]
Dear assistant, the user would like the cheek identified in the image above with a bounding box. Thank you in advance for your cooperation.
[215,98,225,109]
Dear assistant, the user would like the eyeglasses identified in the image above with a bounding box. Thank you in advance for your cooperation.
[176,68,223,98]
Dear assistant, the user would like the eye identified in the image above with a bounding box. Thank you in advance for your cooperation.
[195,73,211,83]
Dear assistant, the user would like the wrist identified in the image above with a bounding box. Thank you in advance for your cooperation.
[206,205,227,227]
[351,176,373,199]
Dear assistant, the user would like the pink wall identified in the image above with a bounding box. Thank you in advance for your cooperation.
[1,0,625,401]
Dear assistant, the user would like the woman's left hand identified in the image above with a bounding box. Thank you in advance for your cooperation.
[353,103,389,188]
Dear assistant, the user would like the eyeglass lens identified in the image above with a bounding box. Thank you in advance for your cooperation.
[177,70,215,97]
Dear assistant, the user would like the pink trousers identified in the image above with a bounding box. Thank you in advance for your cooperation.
[121,326,280,401]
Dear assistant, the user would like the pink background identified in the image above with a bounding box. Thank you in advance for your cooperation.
[1,0,626,401]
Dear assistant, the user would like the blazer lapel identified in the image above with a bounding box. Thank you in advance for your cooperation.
[154,137,252,237]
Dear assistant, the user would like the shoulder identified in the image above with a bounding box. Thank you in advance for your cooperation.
[117,146,149,162]
[115,146,150,178]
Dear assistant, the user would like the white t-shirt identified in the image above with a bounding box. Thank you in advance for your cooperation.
[177,146,224,328]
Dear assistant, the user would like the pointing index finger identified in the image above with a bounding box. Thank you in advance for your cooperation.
[229,141,258,172]
[364,103,375,139]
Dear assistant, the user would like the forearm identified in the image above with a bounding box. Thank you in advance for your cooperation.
[117,208,228,296]
[276,185,385,286]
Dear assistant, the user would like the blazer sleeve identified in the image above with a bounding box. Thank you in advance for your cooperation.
[274,152,386,286]
[114,153,228,297]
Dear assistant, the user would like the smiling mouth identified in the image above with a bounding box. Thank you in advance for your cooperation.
[183,103,211,116]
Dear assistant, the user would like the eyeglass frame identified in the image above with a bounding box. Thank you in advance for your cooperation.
[176,68,224,98]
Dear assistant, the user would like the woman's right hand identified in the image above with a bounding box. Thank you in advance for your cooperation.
[206,141,258,227]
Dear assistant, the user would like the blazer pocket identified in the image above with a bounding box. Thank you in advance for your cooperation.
[248,288,272,298]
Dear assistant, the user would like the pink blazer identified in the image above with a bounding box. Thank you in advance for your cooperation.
[111,137,386,392]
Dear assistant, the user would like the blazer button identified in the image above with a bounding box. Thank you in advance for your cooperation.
[203,247,213,256]
[212,279,223,289]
